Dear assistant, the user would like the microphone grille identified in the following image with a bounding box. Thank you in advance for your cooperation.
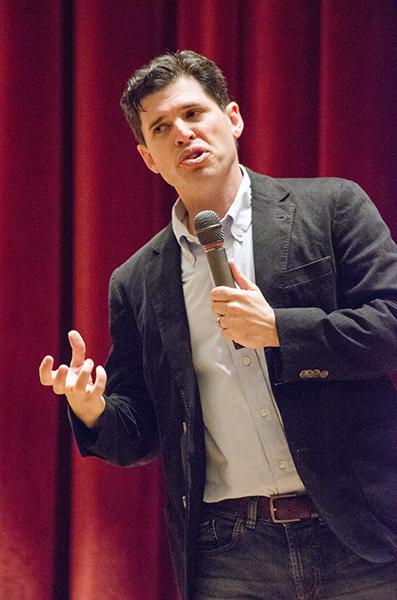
[194,210,224,246]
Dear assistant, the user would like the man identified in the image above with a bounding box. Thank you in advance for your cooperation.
[40,51,397,599]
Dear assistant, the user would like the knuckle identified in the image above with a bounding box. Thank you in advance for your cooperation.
[228,302,240,316]
[73,380,85,393]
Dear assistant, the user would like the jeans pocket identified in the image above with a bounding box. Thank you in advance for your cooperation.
[196,514,243,556]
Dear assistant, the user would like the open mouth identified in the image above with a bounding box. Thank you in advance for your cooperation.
[179,147,209,166]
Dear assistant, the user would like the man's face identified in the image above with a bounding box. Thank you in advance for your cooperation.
[137,76,244,196]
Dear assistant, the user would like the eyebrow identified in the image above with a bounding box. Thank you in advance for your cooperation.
[147,103,203,133]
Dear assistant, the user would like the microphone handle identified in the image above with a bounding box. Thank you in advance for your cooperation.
[205,246,243,349]
[205,246,235,287]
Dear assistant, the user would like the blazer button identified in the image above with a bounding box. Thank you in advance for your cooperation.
[299,370,308,379]
[319,370,329,379]
[306,369,314,378]
[313,369,320,378]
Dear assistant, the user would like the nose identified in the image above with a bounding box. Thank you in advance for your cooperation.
[174,118,196,145]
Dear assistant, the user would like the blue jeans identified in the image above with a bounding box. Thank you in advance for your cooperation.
[192,498,397,599]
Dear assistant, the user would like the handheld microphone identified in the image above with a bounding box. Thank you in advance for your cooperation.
[194,210,243,349]
[194,210,235,287]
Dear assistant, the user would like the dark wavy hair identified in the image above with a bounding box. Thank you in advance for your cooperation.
[120,50,231,144]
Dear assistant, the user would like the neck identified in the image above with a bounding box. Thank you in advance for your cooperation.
[179,163,243,235]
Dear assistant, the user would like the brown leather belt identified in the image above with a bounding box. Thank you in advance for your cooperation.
[205,494,319,524]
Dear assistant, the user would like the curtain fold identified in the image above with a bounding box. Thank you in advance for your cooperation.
[318,0,397,226]
[2,1,396,598]
[70,2,179,598]
[0,2,64,598]
[237,0,321,177]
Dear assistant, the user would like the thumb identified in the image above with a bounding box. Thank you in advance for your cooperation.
[229,260,257,291]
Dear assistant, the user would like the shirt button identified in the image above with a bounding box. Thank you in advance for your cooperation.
[236,230,243,240]
[259,408,268,418]
[278,460,287,470]
[242,356,252,366]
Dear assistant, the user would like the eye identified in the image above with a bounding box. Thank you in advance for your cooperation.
[152,122,169,135]
[186,109,202,120]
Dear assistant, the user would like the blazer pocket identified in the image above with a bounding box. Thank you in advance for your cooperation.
[281,256,334,289]
[280,256,336,310]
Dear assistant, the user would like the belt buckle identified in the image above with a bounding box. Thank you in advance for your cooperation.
[269,493,301,524]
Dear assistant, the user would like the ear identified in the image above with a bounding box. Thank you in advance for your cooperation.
[226,102,244,140]
[137,144,160,174]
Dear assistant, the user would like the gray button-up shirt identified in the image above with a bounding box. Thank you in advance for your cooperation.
[172,166,305,501]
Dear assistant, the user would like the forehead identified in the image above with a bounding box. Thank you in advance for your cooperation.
[140,76,217,121]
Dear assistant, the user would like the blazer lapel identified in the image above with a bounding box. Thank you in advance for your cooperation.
[144,226,197,413]
[249,169,295,305]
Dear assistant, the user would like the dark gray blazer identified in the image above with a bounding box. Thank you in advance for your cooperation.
[73,169,397,600]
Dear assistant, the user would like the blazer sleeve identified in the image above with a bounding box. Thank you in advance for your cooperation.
[70,269,160,466]
[273,180,397,383]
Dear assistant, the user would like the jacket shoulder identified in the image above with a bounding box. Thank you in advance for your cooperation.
[247,168,366,201]
[111,223,174,283]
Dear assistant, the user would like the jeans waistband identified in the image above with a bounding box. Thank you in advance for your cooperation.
[203,493,319,524]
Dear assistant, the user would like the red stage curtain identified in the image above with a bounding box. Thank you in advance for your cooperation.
[0,2,64,599]
[1,1,395,598]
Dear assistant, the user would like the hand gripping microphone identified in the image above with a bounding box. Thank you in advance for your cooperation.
[194,210,243,349]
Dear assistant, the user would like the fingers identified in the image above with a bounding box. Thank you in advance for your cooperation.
[228,260,257,291]
[210,264,257,304]
[68,330,86,368]
[39,335,107,414]
[39,355,55,385]
[70,360,107,398]
[39,355,70,395]
[53,364,69,394]
[39,355,71,395]
[74,359,94,393]
[211,300,235,316]
[93,365,107,396]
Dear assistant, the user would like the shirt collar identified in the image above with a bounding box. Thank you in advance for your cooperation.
[226,165,252,241]
[171,165,252,260]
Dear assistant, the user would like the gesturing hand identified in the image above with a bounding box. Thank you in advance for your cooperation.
[39,330,106,428]
[210,260,280,349]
